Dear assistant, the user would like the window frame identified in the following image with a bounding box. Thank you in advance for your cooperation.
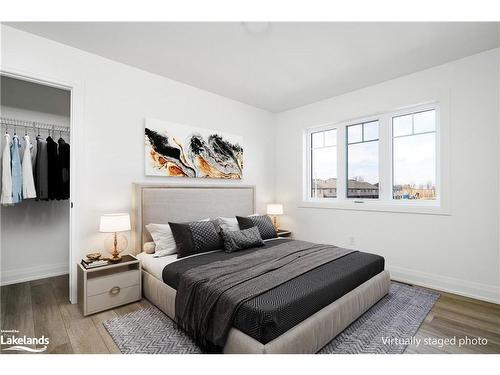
[346,120,380,200]
[302,102,448,215]
[391,106,439,204]
[305,123,339,203]
[309,127,338,199]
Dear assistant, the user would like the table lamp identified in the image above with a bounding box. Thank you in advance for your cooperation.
[99,213,131,262]
[267,203,283,230]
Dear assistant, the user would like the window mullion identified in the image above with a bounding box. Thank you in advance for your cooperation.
[337,125,346,201]
[379,114,392,202]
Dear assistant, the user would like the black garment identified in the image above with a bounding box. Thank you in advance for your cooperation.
[58,138,70,200]
[46,136,61,200]
[35,136,49,200]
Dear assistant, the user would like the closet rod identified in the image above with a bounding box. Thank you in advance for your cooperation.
[0,117,70,133]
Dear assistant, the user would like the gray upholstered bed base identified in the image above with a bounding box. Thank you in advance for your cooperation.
[134,184,391,353]
[141,269,390,354]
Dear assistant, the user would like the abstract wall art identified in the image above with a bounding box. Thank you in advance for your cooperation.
[144,118,243,179]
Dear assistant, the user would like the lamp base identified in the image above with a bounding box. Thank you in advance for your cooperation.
[104,232,127,263]
[272,216,280,231]
[108,251,122,263]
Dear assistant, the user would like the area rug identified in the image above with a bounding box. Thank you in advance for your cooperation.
[103,282,439,354]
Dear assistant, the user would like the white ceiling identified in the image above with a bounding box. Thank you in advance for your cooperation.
[6,22,499,112]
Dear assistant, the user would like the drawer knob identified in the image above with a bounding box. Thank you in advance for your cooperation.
[110,286,121,295]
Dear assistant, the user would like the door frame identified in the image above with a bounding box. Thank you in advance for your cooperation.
[1,65,83,304]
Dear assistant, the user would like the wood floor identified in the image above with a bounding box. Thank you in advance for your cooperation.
[0,274,499,354]
[0,274,154,354]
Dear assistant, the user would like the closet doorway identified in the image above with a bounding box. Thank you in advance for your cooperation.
[0,71,78,303]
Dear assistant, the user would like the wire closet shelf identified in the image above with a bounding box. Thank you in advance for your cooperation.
[1,117,70,135]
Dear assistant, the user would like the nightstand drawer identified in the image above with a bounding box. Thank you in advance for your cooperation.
[87,269,140,297]
[87,285,141,314]
[78,255,142,316]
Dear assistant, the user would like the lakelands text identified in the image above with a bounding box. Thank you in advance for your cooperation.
[1,334,50,346]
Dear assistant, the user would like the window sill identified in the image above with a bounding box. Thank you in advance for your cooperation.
[299,200,451,216]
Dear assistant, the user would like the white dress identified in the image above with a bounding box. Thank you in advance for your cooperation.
[22,135,37,199]
[1,133,13,204]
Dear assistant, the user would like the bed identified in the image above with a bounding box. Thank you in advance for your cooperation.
[132,183,390,354]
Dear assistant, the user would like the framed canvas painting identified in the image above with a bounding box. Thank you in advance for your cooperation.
[144,118,243,179]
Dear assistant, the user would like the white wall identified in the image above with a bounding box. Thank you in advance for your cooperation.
[0,25,276,299]
[275,49,500,303]
[1,198,70,284]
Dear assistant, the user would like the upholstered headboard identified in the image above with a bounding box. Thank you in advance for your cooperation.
[132,183,255,254]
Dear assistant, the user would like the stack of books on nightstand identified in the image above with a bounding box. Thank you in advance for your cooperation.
[81,258,109,269]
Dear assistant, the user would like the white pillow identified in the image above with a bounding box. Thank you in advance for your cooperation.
[153,248,176,258]
[143,241,156,254]
[145,223,177,255]
[216,217,239,232]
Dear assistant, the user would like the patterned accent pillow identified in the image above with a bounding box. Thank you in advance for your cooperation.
[221,227,264,253]
[169,220,223,258]
[189,221,222,252]
[236,215,278,240]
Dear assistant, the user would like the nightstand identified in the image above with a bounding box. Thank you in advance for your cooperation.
[77,254,141,316]
[276,229,292,238]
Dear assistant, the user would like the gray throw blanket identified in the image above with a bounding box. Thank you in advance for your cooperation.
[175,240,355,351]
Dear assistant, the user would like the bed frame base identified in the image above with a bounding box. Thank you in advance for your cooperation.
[141,269,390,354]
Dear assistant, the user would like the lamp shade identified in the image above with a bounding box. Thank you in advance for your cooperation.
[99,213,131,233]
[267,203,283,215]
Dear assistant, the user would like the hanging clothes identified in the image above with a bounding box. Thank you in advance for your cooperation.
[46,136,61,200]
[1,133,13,205]
[35,135,49,200]
[22,135,37,199]
[58,137,70,200]
[10,134,23,204]
[31,135,38,176]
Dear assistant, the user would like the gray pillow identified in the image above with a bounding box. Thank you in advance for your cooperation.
[216,217,239,232]
[236,215,278,240]
[169,220,222,258]
[221,226,264,253]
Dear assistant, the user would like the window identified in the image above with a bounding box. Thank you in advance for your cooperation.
[346,121,379,199]
[310,129,337,198]
[304,103,443,213]
[392,109,436,200]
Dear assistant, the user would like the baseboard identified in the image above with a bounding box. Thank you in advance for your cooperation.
[387,264,500,305]
[0,262,69,286]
